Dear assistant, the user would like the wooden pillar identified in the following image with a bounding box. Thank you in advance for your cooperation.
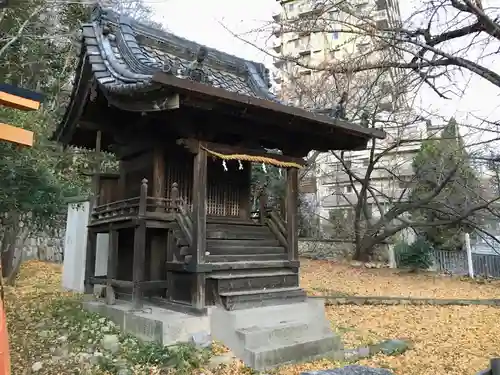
[259,190,268,225]
[239,161,251,219]
[118,161,126,200]
[85,131,102,294]
[150,235,166,281]
[152,146,166,210]
[286,167,299,262]
[192,146,207,265]
[170,182,179,211]
[165,230,175,301]
[91,131,102,209]
[106,227,118,304]
[84,230,97,294]
[191,144,207,310]
[138,178,148,216]
[132,179,148,309]
[106,227,118,283]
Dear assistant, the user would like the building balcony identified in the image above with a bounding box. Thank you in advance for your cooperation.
[298,48,311,56]
[272,39,283,53]
[297,1,325,18]
[379,100,393,112]
[273,58,286,69]
[373,9,388,21]
[273,72,283,83]
[272,25,282,37]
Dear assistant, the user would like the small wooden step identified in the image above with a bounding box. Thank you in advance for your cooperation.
[207,232,275,240]
[215,273,300,293]
[206,254,287,262]
[208,269,296,279]
[207,223,268,230]
[209,260,298,271]
[207,246,285,255]
[207,217,259,225]
[207,239,280,247]
[219,286,303,297]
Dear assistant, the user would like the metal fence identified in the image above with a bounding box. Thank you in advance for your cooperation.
[396,248,500,278]
[432,250,468,275]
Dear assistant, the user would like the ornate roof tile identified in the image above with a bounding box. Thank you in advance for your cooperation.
[77,5,274,99]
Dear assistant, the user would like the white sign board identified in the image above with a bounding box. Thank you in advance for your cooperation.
[62,201,89,292]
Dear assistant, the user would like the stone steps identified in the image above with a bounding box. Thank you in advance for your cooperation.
[211,298,340,370]
[244,332,340,370]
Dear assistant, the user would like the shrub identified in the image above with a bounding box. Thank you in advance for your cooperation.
[397,237,434,271]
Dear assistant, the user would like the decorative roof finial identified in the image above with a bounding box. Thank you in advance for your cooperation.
[185,46,210,84]
[196,46,208,63]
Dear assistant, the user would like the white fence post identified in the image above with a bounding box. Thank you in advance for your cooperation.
[62,201,90,292]
[465,232,474,278]
[387,244,397,268]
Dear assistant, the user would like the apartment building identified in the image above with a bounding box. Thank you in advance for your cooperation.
[315,118,446,235]
[270,0,420,235]
[271,0,403,106]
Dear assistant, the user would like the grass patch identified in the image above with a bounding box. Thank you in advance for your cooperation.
[6,261,210,375]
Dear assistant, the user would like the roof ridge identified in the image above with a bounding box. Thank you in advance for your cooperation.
[92,4,271,85]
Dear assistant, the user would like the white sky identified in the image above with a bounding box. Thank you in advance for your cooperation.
[151,0,500,146]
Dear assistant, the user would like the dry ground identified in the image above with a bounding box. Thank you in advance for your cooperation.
[300,258,500,298]
[6,259,500,375]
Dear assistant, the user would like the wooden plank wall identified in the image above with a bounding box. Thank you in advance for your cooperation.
[122,151,154,198]
[164,147,249,217]
[98,177,119,205]
[117,145,251,217]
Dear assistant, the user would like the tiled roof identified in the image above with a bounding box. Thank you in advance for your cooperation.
[77,5,276,99]
[53,5,386,150]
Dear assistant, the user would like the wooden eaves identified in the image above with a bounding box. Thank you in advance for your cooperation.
[151,71,386,141]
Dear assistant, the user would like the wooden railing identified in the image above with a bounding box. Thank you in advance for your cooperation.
[171,182,193,244]
[267,209,288,248]
[145,197,174,212]
[252,191,289,249]
[91,179,180,222]
[92,197,141,221]
[169,182,194,264]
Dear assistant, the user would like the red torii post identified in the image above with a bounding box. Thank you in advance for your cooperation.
[0,82,44,375]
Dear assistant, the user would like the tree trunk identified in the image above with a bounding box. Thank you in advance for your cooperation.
[354,229,377,262]
[353,227,364,261]
[354,242,371,262]
[1,228,17,278]
[0,213,29,284]
[5,248,23,286]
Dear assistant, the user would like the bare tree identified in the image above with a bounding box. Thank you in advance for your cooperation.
[267,0,500,96]
[274,41,497,262]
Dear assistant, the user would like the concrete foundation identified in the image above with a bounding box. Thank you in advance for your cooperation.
[83,300,210,345]
[210,298,342,370]
[84,298,341,370]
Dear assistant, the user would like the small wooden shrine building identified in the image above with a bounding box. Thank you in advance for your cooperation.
[53,5,385,314]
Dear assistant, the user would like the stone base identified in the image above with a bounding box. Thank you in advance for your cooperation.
[210,298,341,371]
[83,300,210,345]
